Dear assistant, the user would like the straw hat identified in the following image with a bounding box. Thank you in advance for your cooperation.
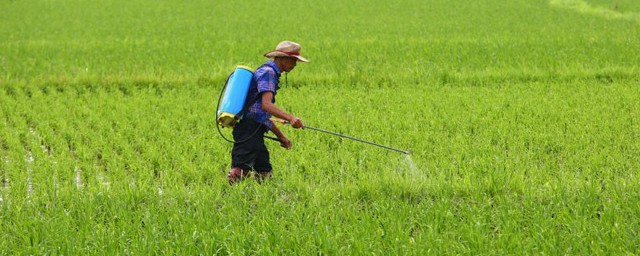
[263,41,309,63]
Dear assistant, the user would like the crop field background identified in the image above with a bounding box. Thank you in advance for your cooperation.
[1,0,639,254]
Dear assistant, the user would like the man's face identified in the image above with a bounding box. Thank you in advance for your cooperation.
[281,57,298,72]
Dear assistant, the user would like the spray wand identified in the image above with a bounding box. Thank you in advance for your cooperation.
[270,118,410,155]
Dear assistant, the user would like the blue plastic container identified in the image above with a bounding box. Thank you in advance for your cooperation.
[217,65,254,127]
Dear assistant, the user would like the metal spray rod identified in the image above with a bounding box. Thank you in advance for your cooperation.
[271,118,410,155]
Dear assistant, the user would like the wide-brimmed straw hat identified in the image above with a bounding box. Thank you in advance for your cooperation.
[263,41,309,63]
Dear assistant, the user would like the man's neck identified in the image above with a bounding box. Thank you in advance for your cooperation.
[273,59,285,73]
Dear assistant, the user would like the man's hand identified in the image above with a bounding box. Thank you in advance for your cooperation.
[278,136,292,150]
[289,117,304,129]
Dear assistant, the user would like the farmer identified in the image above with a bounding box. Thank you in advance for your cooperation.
[227,41,308,184]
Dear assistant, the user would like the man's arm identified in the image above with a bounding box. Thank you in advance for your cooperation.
[261,92,304,128]
[269,122,292,149]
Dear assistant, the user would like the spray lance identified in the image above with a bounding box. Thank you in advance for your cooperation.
[270,118,410,155]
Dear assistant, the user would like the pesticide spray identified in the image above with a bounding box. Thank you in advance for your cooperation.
[270,119,426,183]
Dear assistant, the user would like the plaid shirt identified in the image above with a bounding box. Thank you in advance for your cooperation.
[243,60,281,129]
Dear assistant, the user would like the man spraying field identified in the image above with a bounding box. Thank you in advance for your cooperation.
[227,41,308,184]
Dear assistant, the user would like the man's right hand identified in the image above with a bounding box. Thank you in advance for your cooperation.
[290,117,304,129]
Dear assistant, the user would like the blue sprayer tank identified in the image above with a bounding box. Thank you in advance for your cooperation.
[217,65,255,128]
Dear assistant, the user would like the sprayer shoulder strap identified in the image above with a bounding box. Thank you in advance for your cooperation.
[237,63,275,118]
[237,93,258,118]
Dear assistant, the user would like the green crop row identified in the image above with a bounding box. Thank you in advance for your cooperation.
[2,79,639,254]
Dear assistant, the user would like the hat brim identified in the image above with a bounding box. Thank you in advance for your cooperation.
[264,51,309,63]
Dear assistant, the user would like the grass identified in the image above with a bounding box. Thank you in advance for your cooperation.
[1,0,640,254]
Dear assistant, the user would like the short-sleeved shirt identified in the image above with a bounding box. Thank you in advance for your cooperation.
[244,60,281,129]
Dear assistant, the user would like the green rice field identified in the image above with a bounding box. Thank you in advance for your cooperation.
[1,0,639,254]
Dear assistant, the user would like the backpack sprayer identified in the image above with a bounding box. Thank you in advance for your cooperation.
[215,65,410,155]
[216,65,255,128]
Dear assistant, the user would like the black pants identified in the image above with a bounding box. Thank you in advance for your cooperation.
[231,119,272,172]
